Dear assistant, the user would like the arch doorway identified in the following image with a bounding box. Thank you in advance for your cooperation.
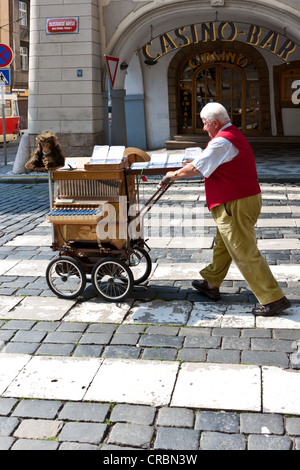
[170,41,270,139]
[179,58,260,135]
[194,64,247,132]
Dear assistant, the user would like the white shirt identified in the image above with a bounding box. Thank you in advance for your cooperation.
[192,123,239,178]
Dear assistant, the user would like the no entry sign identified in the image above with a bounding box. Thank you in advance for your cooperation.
[0,44,13,68]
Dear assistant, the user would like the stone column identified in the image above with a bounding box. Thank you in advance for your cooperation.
[28,0,104,157]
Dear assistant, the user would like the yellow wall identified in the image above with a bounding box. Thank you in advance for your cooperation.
[0,0,10,45]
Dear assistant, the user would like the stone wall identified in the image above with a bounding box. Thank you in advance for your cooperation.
[28,0,104,157]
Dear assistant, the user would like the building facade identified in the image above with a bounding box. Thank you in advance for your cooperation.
[0,0,30,129]
[28,0,300,155]
[10,0,30,129]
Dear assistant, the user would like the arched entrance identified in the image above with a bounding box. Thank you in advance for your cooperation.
[169,41,271,139]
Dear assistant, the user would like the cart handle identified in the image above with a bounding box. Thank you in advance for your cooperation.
[131,179,173,221]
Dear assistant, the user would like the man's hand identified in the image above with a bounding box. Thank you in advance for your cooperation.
[159,163,201,187]
[160,171,176,186]
[166,171,178,181]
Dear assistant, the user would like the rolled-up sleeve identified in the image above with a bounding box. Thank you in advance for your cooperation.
[192,137,239,178]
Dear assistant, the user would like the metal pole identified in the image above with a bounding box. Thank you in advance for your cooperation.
[48,170,54,210]
[48,170,55,245]
[108,76,112,147]
[1,86,7,165]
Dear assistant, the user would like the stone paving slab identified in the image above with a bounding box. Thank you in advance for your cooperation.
[167,237,212,249]
[64,299,132,323]
[261,205,292,213]
[147,237,214,249]
[263,367,300,415]
[4,260,49,277]
[0,297,23,317]
[0,260,19,276]
[256,305,300,329]
[187,302,255,328]
[0,354,31,395]
[1,296,300,329]
[151,263,204,280]
[84,358,179,407]
[127,302,300,329]
[258,239,300,250]
[125,299,192,325]
[0,296,76,321]
[3,356,102,401]
[151,263,300,281]
[5,233,299,251]
[256,219,297,227]
[2,354,300,418]
[291,205,300,214]
[5,235,52,247]
[171,362,261,411]
[143,217,298,228]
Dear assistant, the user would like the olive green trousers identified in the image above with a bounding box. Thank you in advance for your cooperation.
[200,193,284,305]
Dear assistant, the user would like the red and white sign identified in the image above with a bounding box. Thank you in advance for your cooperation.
[46,17,79,34]
[0,44,13,68]
[105,55,119,88]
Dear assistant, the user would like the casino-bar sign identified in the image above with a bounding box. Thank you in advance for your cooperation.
[140,21,297,64]
[46,17,79,34]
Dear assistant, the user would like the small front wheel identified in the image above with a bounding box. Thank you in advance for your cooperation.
[46,256,86,299]
[127,247,152,284]
[91,258,134,301]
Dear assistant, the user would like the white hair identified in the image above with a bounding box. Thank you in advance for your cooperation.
[200,102,230,125]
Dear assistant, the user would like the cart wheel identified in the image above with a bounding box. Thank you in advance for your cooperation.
[127,247,152,284]
[46,256,86,299]
[91,258,134,301]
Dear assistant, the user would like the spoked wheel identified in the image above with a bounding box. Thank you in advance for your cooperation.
[127,247,152,284]
[46,256,86,299]
[91,258,134,301]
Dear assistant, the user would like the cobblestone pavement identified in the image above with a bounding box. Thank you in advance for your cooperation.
[0,144,300,451]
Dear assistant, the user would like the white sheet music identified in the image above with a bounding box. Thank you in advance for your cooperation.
[90,146,109,161]
[150,153,168,163]
[185,147,202,157]
[107,146,125,159]
[168,154,184,164]
[90,146,125,163]
[130,161,149,169]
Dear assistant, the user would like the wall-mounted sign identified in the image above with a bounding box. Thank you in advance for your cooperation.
[46,17,79,34]
[138,21,297,65]
[187,50,250,69]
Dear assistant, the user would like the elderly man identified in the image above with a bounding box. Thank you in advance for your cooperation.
[164,102,290,316]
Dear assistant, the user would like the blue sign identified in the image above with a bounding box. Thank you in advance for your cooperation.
[0,69,10,86]
[0,44,13,67]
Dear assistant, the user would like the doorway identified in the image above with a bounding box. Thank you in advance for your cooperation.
[178,50,261,135]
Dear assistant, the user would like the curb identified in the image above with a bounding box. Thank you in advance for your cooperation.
[0,176,48,184]
[0,176,300,185]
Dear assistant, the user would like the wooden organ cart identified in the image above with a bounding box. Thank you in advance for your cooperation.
[45,146,184,301]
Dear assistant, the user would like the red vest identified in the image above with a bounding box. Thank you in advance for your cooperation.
[204,125,261,211]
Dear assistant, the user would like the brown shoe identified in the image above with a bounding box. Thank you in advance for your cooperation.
[192,280,221,301]
[252,296,291,316]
